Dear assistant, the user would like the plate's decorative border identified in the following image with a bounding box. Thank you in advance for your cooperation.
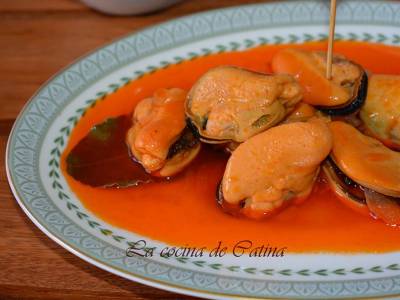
[7,1,400,299]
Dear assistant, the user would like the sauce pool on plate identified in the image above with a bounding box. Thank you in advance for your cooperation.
[61,41,400,253]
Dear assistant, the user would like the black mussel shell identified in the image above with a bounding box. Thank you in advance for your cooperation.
[166,126,199,159]
[185,117,202,140]
[324,157,366,205]
[216,181,246,217]
[317,71,368,116]
[186,117,230,144]
[216,181,224,206]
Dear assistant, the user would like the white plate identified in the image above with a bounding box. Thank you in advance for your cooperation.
[6,1,400,298]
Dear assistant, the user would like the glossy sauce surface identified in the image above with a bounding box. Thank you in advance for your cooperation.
[62,42,400,253]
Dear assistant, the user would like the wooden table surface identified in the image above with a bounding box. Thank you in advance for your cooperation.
[0,1,277,299]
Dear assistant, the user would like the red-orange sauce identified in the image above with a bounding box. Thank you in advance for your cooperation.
[62,42,400,253]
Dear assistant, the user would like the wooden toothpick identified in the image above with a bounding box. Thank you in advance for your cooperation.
[326,0,337,80]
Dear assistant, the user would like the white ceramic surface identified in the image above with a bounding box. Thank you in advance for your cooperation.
[81,0,182,15]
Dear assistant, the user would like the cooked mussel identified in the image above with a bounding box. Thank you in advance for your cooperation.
[126,88,200,177]
[217,118,332,219]
[272,48,368,116]
[281,102,316,124]
[360,74,400,150]
[185,66,303,143]
[323,121,400,225]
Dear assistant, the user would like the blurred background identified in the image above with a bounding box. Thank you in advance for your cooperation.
[1,0,275,121]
